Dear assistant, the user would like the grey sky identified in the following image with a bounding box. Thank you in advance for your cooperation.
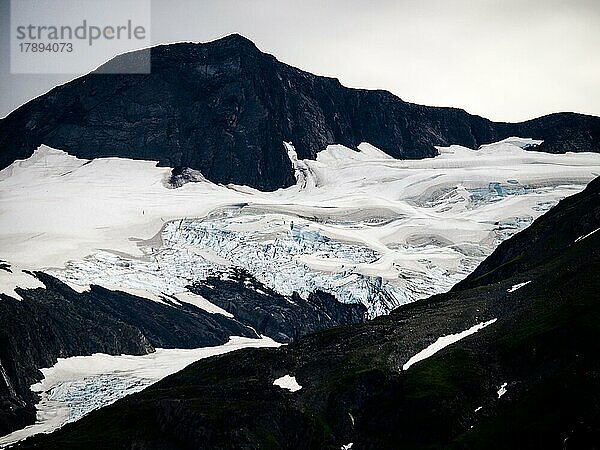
[1,0,599,121]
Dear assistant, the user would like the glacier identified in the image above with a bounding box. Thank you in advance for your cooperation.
[2,138,600,316]
[1,137,600,445]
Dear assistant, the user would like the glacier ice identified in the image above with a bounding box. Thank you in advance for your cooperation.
[29,138,600,318]
[51,214,412,317]
[2,137,600,446]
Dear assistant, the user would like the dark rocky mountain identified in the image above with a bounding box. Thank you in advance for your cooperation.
[0,272,365,437]
[15,176,599,449]
[1,34,599,191]
[189,269,366,343]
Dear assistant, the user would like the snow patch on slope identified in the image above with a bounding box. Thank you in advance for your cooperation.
[0,269,45,301]
[497,382,508,398]
[273,374,302,392]
[403,319,497,370]
[575,227,599,243]
[173,291,234,317]
[507,281,531,292]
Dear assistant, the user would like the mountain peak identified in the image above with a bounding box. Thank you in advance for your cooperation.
[151,33,262,59]
[214,32,258,47]
[1,37,599,191]
[94,33,263,73]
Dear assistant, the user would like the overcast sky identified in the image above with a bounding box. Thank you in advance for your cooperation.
[1,0,599,121]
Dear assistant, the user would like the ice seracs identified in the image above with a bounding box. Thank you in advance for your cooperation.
[273,374,302,392]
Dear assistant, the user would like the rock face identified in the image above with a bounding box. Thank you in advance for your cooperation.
[0,272,365,437]
[16,177,600,449]
[1,34,599,191]
[189,270,366,343]
[0,273,253,436]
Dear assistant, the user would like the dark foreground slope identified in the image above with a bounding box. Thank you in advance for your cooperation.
[1,34,599,190]
[15,179,600,449]
[0,272,364,437]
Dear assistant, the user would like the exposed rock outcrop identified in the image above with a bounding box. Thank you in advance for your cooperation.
[1,34,598,191]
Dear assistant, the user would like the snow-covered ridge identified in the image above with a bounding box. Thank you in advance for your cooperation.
[2,140,600,314]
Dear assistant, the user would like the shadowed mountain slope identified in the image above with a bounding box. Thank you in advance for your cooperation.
[0,271,365,437]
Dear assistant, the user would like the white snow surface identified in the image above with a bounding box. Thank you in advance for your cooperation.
[402,319,497,370]
[273,374,302,392]
[0,336,280,448]
[575,227,600,243]
[1,139,600,315]
[507,281,531,292]
[497,382,508,398]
